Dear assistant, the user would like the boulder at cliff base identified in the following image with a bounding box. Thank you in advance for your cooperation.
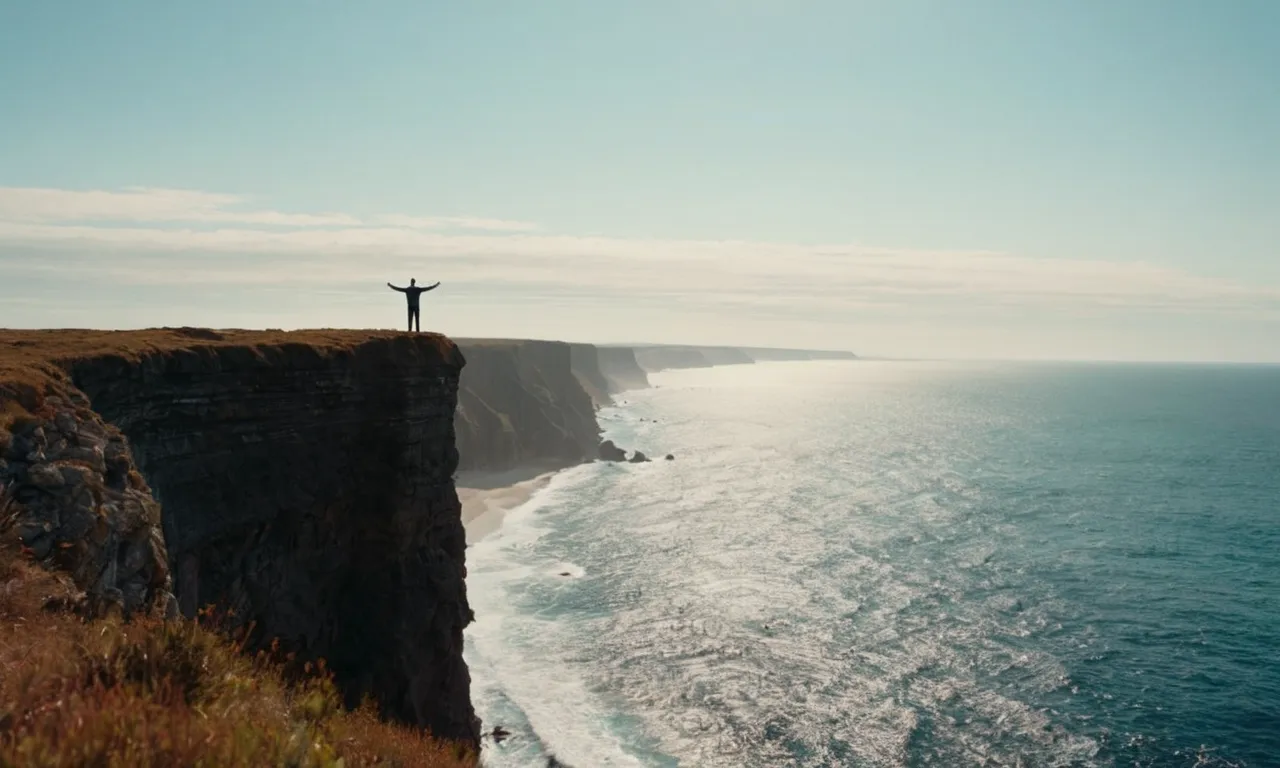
[598,440,627,462]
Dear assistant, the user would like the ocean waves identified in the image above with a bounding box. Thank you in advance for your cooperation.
[464,362,1280,767]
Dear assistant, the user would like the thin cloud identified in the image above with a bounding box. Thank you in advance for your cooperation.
[375,214,539,232]
[0,186,362,227]
[2,186,1279,318]
[0,186,535,232]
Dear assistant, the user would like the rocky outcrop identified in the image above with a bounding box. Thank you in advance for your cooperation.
[597,440,627,462]
[454,340,599,472]
[596,441,659,464]
[0,329,478,748]
[0,392,174,617]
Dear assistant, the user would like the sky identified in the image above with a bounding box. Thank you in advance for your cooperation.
[1,1,1278,361]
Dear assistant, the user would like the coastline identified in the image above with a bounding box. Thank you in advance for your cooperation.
[457,465,561,544]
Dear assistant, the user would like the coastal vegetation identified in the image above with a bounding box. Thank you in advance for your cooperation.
[0,498,477,768]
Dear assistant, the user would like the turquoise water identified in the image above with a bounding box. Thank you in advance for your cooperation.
[463,361,1280,767]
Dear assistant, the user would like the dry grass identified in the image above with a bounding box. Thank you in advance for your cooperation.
[0,327,460,427]
[0,328,456,370]
[0,498,477,768]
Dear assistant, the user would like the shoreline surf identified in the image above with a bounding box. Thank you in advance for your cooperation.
[457,465,562,544]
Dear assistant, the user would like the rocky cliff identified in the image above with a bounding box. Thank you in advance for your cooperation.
[595,346,650,393]
[739,346,858,362]
[0,385,173,619]
[568,342,612,407]
[633,346,715,372]
[0,329,478,747]
[453,339,600,472]
[625,344,857,372]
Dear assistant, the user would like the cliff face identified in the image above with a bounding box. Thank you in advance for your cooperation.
[634,346,713,373]
[1,389,173,618]
[739,347,858,362]
[454,340,599,471]
[0,330,478,747]
[631,345,754,373]
[568,343,611,407]
[626,344,857,372]
[596,346,650,394]
[696,347,755,366]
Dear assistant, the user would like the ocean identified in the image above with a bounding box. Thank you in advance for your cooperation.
[462,360,1280,767]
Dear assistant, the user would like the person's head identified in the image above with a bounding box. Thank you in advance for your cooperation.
[410,278,416,286]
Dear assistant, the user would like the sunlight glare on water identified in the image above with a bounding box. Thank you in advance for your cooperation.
[466,361,1280,767]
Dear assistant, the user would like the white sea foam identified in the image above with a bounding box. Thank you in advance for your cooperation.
[465,468,656,767]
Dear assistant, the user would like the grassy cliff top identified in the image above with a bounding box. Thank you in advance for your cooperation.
[0,328,459,417]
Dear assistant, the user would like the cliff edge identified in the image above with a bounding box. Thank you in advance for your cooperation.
[0,328,478,747]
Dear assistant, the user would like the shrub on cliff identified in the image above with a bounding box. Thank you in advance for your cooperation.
[0,496,477,768]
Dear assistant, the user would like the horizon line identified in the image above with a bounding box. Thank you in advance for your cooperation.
[3,324,1279,366]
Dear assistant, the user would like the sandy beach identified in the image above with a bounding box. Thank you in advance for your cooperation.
[457,465,560,544]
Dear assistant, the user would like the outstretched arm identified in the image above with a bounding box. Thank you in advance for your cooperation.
[387,282,407,292]
[424,281,441,291]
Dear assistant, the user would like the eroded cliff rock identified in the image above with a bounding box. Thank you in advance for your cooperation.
[0,391,174,617]
[597,439,627,462]
[0,329,478,747]
[454,340,599,472]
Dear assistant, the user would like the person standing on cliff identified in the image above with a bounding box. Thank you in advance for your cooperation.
[387,278,440,332]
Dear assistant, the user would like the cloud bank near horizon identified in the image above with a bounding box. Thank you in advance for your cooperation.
[3,185,1277,315]
[2,185,1279,360]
